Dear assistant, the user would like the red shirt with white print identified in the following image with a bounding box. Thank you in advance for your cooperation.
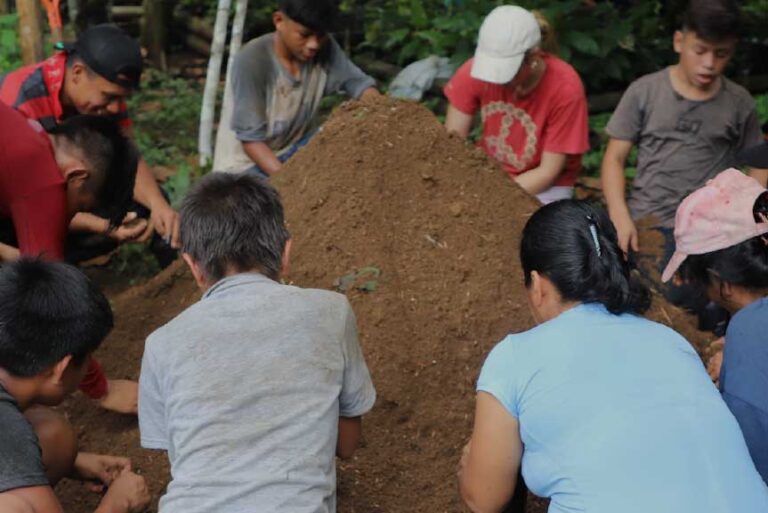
[444,53,589,187]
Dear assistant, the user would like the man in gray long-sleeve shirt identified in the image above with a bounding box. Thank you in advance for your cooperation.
[214,0,378,176]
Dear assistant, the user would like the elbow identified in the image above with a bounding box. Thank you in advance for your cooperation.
[336,444,357,460]
[459,477,503,513]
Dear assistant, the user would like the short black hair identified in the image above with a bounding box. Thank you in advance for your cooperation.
[180,173,291,282]
[278,0,337,34]
[682,0,742,41]
[679,192,768,291]
[520,200,651,316]
[0,259,113,377]
[50,115,138,229]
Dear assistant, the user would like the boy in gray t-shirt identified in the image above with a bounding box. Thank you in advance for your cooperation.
[215,0,377,176]
[139,173,376,513]
[602,0,764,256]
[600,0,765,330]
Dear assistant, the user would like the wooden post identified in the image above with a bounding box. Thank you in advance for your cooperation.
[0,0,9,15]
[141,0,168,71]
[17,0,45,64]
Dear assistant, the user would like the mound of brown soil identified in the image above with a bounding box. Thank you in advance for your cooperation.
[57,97,709,513]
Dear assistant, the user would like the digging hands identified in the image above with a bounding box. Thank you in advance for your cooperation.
[73,453,131,492]
[95,468,150,513]
[150,201,180,249]
[707,337,725,384]
[108,213,152,243]
[99,379,139,415]
[610,209,639,255]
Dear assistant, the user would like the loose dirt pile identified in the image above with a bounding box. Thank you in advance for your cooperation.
[58,96,709,513]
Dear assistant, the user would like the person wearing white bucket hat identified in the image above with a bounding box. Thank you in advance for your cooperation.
[444,5,589,205]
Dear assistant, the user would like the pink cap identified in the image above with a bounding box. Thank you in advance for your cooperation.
[661,169,768,283]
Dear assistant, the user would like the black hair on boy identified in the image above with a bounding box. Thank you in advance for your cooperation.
[0,259,113,377]
[278,0,337,34]
[180,173,291,282]
[49,115,139,229]
[520,200,651,316]
[682,0,742,41]
[680,192,768,292]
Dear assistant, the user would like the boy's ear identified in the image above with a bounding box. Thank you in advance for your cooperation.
[281,238,293,277]
[63,166,90,188]
[673,30,684,53]
[49,355,74,386]
[181,253,208,289]
[272,10,284,28]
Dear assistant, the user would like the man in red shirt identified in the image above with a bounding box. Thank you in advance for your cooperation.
[0,101,139,414]
[444,6,589,204]
[0,24,180,253]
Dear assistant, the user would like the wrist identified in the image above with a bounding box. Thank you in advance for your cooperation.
[95,495,122,513]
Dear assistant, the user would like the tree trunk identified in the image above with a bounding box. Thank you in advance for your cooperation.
[198,0,232,167]
[141,0,167,71]
[17,0,45,64]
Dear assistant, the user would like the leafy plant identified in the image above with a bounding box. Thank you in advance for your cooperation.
[0,14,22,74]
[128,68,203,167]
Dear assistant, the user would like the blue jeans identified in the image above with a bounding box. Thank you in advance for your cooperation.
[244,133,313,179]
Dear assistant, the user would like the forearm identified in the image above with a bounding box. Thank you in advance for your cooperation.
[513,166,560,196]
[70,213,110,234]
[132,159,168,210]
[513,152,567,196]
[748,167,768,187]
[242,141,282,176]
[602,159,630,218]
[0,242,20,262]
[336,416,362,459]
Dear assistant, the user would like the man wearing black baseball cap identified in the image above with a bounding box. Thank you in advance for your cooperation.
[0,24,180,258]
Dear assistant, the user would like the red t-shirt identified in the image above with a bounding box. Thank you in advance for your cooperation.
[0,52,132,132]
[0,102,68,260]
[0,102,108,399]
[444,54,589,187]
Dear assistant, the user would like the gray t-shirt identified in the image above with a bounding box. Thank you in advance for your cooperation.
[232,33,374,152]
[0,385,49,493]
[606,69,761,227]
[139,273,376,513]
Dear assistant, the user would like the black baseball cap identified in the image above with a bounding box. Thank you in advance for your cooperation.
[62,24,143,90]
[737,141,768,168]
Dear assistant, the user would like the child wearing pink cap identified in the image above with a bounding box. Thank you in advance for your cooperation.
[663,168,768,484]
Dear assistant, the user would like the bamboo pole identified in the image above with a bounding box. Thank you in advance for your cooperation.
[17,0,45,64]
[198,0,232,167]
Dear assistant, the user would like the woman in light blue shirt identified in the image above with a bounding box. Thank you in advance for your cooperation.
[458,200,768,513]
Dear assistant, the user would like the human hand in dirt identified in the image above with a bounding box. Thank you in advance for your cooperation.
[150,201,180,249]
[707,337,725,384]
[98,468,150,513]
[108,213,152,243]
[99,380,139,415]
[610,210,639,254]
[73,453,132,492]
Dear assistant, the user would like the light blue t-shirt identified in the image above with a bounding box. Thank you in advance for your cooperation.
[478,303,768,513]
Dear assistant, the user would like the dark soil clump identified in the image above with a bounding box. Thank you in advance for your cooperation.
[57,97,709,513]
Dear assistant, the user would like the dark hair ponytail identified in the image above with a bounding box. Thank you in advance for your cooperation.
[520,200,651,315]
[680,192,768,291]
